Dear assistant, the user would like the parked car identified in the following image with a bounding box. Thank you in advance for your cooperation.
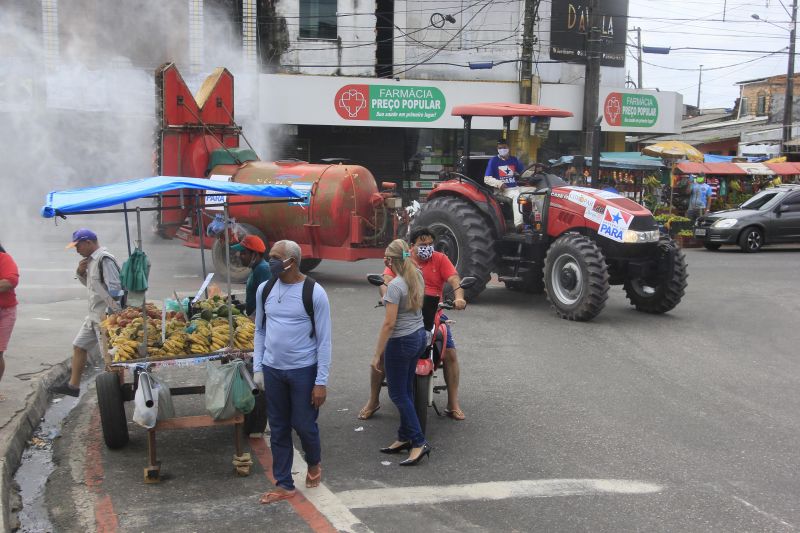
[694,184,800,252]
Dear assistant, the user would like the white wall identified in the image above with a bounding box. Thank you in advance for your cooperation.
[393,0,523,81]
[278,0,377,77]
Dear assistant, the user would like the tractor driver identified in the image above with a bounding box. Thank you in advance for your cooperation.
[358,227,468,421]
[484,139,525,230]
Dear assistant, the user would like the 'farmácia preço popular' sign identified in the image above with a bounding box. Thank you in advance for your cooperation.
[334,84,446,122]
[604,92,659,128]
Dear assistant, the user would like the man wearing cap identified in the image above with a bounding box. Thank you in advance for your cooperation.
[50,230,122,397]
[232,235,270,318]
[484,139,525,230]
[686,174,713,222]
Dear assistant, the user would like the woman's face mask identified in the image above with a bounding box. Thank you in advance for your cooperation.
[416,244,434,261]
[498,148,510,157]
[268,257,291,276]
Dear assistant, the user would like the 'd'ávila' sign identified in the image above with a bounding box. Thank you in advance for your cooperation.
[334,84,446,122]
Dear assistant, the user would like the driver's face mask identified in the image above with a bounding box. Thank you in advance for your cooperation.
[498,148,510,157]
[416,244,434,261]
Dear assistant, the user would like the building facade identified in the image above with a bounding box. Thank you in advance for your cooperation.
[1,0,683,198]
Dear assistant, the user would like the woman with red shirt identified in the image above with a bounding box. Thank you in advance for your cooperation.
[0,242,19,401]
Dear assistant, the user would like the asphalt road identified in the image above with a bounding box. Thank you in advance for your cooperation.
[32,235,800,532]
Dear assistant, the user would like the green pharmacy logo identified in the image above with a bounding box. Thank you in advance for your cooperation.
[335,84,446,122]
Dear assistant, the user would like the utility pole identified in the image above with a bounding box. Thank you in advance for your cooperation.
[517,0,538,164]
[783,0,797,145]
[697,64,703,113]
[581,0,602,175]
[636,27,643,89]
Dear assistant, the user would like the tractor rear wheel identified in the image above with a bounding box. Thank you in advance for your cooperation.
[544,233,609,321]
[413,196,496,299]
[212,223,268,283]
[624,235,687,314]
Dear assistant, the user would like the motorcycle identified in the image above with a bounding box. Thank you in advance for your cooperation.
[367,274,476,433]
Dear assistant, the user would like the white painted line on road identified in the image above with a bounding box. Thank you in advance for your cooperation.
[336,478,663,509]
[33,317,52,321]
[291,448,373,533]
[730,495,795,529]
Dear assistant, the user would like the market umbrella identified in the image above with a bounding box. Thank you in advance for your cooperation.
[641,141,704,162]
[641,141,704,213]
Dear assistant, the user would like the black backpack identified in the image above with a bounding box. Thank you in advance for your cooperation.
[260,276,317,338]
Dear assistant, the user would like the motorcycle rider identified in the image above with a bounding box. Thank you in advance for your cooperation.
[484,139,524,230]
[358,227,468,421]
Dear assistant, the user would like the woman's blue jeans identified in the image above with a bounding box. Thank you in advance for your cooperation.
[262,364,320,491]
[384,327,427,447]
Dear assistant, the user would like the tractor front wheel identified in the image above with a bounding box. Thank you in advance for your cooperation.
[624,236,688,314]
[544,233,609,321]
[413,196,496,299]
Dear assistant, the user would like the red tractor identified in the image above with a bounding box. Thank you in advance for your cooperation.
[153,65,686,321]
[412,103,688,320]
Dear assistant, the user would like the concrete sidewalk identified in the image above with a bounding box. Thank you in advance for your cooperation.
[0,299,94,532]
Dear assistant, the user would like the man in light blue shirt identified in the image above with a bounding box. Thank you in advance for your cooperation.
[253,239,331,504]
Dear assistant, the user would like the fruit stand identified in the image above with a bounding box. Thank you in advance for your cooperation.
[41,175,302,482]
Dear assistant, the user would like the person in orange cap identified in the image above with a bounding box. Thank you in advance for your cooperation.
[231,234,270,318]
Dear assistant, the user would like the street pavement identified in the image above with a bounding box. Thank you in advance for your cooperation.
[3,227,800,532]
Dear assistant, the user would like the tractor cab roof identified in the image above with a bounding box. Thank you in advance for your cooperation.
[451,103,573,118]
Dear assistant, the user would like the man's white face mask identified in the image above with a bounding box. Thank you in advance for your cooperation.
[498,148,510,157]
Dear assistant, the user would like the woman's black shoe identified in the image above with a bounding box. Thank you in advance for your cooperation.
[380,441,412,454]
[399,443,431,466]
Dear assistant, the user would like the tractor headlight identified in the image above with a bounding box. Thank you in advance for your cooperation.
[711,218,738,229]
[622,229,660,243]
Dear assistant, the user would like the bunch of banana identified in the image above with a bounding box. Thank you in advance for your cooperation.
[211,317,230,328]
[210,325,231,352]
[188,331,211,354]
[165,319,186,337]
[162,332,188,356]
[112,338,141,362]
[147,346,167,358]
[233,320,255,351]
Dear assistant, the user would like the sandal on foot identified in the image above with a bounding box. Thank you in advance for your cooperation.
[259,489,296,504]
[357,404,380,420]
[444,408,465,421]
[305,466,322,488]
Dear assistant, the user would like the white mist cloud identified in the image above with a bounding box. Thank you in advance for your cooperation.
[0,0,273,253]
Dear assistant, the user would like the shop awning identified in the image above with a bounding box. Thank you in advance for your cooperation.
[764,162,800,174]
[41,176,302,218]
[734,162,774,175]
[675,162,753,175]
[708,163,748,175]
[675,162,710,174]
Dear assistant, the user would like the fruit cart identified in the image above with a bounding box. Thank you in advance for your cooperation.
[41,176,302,482]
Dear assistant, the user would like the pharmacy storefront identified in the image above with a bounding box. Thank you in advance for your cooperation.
[258,74,682,195]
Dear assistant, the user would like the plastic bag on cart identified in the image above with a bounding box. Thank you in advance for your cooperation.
[155,376,175,421]
[205,362,238,420]
[132,373,174,428]
[231,360,255,414]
